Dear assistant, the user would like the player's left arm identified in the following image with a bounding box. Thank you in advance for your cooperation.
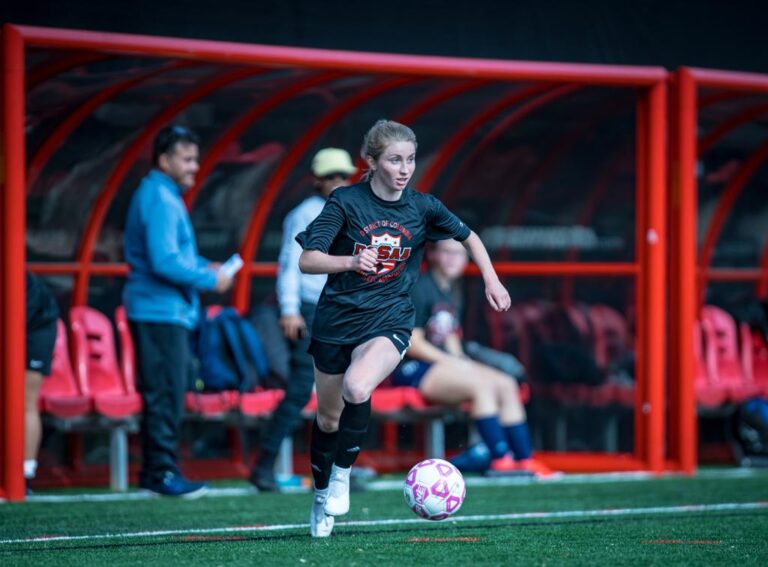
[460,231,511,312]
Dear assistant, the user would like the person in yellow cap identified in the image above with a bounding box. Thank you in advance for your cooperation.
[249,148,357,491]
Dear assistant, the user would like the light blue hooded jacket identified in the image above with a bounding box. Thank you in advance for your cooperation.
[123,169,217,329]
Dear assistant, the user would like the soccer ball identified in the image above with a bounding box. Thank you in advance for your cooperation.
[403,458,466,520]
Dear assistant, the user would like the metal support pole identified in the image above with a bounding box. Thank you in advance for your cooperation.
[276,436,294,477]
[425,418,445,460]
[109,426,128,492]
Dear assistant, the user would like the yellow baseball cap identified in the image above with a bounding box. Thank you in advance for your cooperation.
[311,148,357,177]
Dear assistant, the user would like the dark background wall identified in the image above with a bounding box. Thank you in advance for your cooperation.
[3,0,767,73]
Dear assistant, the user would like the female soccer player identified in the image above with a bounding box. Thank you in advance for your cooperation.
[297,119,510,537]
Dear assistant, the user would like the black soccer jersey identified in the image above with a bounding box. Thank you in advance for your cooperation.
[296,182,470,344]
[411,271,464,350]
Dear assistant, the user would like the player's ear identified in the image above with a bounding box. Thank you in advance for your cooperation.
[365,155,377,172]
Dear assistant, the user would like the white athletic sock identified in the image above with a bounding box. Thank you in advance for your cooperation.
[24,459,38,479]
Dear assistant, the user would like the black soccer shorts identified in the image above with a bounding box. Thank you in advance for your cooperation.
[308,330,411,375]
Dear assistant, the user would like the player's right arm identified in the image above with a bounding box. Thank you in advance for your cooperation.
[299,248,378,274]
[295,191,378,275]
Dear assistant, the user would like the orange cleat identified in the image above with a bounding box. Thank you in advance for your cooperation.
[485,454,519,476]
[515,458,558,478]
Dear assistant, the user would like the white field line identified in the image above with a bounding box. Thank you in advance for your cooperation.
[12,467,768,504]
[1,501,766,546]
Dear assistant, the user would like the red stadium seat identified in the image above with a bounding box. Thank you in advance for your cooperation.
[186,391,241,417]
[589,305,630,369]
[564,304,593,341]
[239,388,285,417]
[113,307,138,397]
[700,306,762,402]
[371,386,433,414]
[485,302,547,371]
[588,305,635,407]
[70,306,142,418]
[302,391,318,414]
[694,320,728,407]
[39,319,92,418]
[116,305,242,417]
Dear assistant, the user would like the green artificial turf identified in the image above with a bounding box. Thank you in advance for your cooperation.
[1,471,767,566]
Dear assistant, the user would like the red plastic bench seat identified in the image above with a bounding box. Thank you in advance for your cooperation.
[185,391,241,416]
[39,319,92,419]
[240,389,285,417]
[71,306,142,419]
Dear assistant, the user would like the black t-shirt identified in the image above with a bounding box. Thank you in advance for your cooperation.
[26,272,59,331]
[411,271,463,350]
[296,182,470,344]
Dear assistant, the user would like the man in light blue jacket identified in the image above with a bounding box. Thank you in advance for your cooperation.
[124,125,233,498]
[249,148,356,491]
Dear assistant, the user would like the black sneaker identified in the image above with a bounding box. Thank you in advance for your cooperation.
[25,478,33,496]
[249,467,279,492]
[139,471,208,499]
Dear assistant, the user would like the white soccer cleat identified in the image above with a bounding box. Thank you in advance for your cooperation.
[310,488,334,538]
[324,464,351,516]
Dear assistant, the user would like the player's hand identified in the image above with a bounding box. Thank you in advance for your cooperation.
[214,271,234,293]
[352,247,378,274]
[279,314,307,341]
[209,262,222,271]
[485,278,511,312]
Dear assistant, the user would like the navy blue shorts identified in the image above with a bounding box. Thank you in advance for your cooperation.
[391,360,432,388]
[308,330,411,375]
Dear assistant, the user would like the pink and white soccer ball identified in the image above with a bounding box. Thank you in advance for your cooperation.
[403,458,466,520]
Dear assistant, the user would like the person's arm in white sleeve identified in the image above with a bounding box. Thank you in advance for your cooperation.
[277,208,304,317]
[277,208,307,340]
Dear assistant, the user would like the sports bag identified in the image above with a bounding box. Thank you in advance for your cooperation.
[195,307,269,392]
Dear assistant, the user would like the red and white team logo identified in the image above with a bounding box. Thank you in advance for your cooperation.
[353,231,412,275]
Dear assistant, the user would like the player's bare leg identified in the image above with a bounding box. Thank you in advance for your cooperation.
[24,370,44,488]
[325,337,401,517]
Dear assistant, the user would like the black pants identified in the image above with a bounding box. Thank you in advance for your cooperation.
[258,302,316,462]
[130,321,189,483]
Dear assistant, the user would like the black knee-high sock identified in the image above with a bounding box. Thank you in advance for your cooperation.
[310,419,338,490]
[334,398,371,469]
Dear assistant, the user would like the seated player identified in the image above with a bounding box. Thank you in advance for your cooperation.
[25,272,59,493]
[392,238,553,476]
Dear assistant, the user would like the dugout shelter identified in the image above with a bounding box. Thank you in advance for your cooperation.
[2,24,766,501]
